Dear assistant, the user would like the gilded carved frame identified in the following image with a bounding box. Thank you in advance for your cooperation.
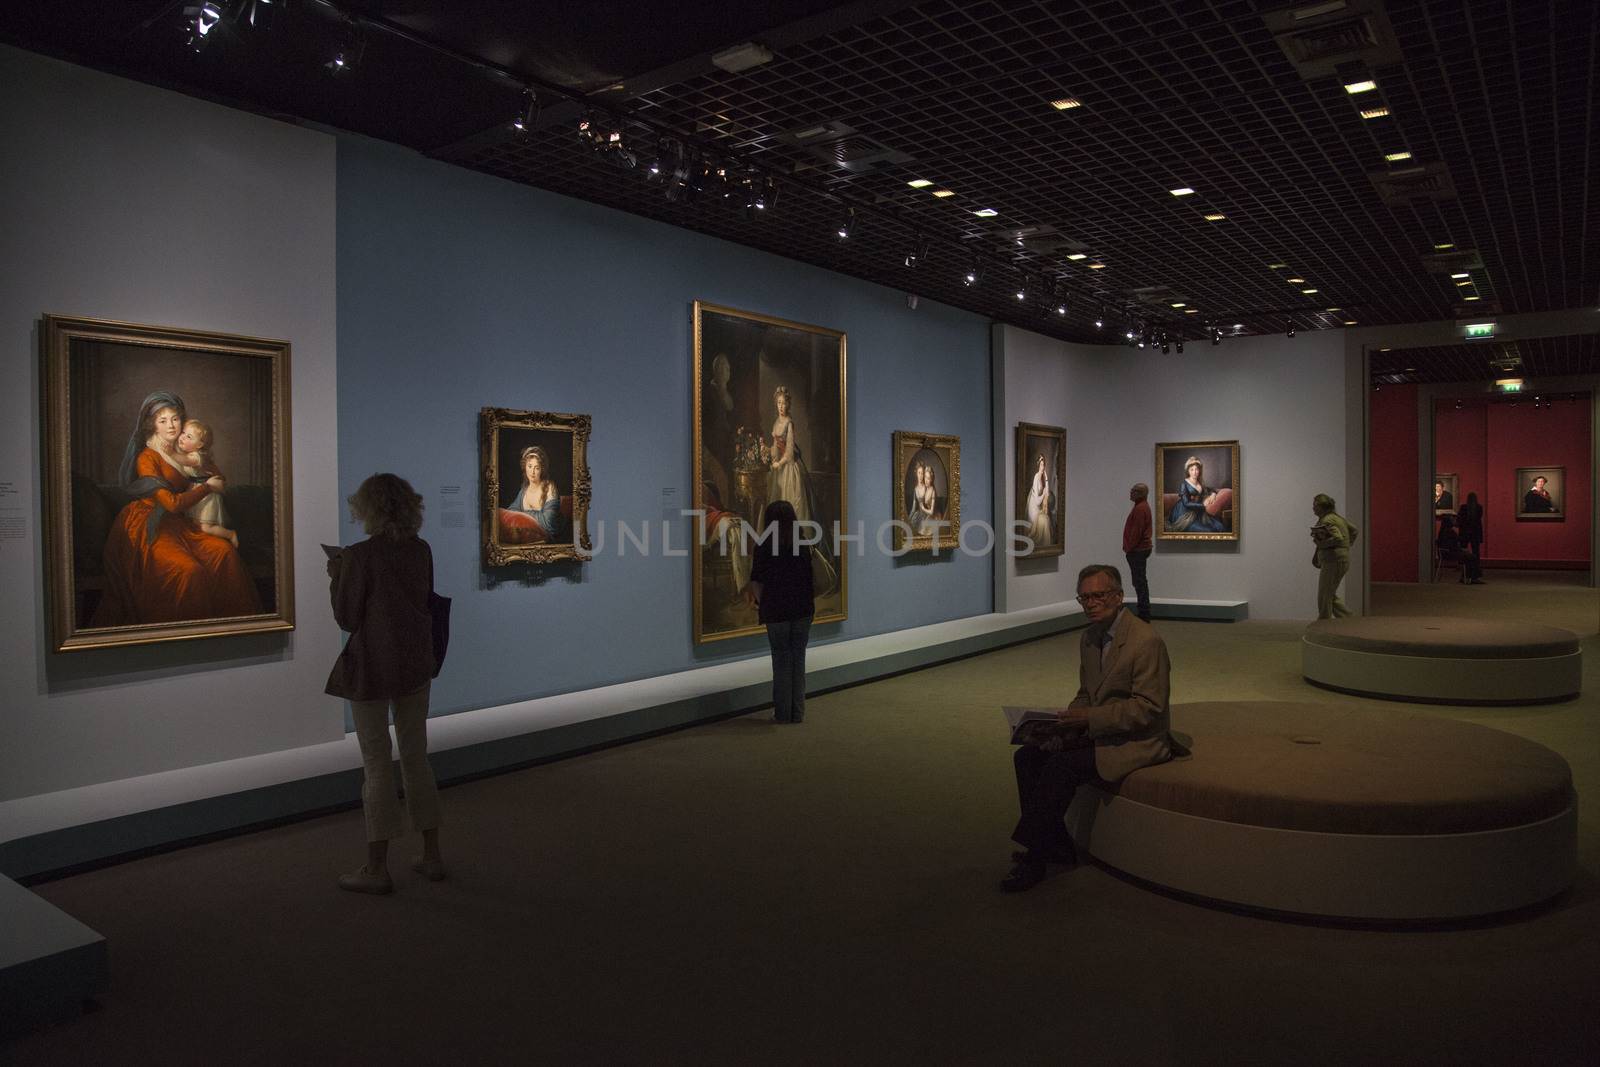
[1014,421,1066,558]
[480,407,593,566]
[1154,439,1241,542]
[892,430,961,552]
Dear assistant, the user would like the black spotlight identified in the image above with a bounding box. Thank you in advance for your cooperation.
[1160,334,1170,355]
[605,130,637,170]
[963,260,980,286]
[903,234,931,268]
[1056,304,1067,316]
[1015,273,1030,302]
[1176,339,1185,354]
[1286,320,1297,339]
[238,0,278,32]
[325,16,365,75]
[511,88,538,136]
[836,207,856,240]
[183,3,224,51]
[1210,325,1222,346]
[1094,304,1105,329]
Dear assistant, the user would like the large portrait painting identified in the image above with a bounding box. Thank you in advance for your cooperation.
[42,315,294,652]
[480,407,593,565]
[1155,440,1240,542]
[892,431,960,551]
[1014,422,1065,558]
[1514,465,1564,521]
[1432,473,1458,515]
[693,301,846,643]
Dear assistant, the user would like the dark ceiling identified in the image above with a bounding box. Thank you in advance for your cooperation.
[1372,333,1600,385]
[3,0,1596,344]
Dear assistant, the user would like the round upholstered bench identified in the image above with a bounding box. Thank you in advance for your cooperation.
[1301,616,1582,704]
[1064,702,1576,920]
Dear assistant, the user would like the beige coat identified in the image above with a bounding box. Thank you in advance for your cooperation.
[1068,612,1173,782]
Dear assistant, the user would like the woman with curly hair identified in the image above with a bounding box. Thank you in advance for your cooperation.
[326,473,444,894]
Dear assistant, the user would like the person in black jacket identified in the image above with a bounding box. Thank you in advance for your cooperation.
[1437,514,1482,584]
[743,499,815,723]
[327,473,445,893]
[1457,491,1485,574]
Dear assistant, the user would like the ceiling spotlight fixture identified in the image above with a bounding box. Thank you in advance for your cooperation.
[1015,273,1029,302]
[1094,306,1105,329]
[836,207,856,240]
[1343,79,1378,94]
[1385,151,1412,162]
[1286,321,1297,338]
[1203,213,1227,221]
[963,260,980,286]
[511,88,538,135]
[932,189,955,198]
[325,17,366,75]
[906,179,933,189]
[972,207,999,218]
[1210,325,1222,346]
[1360,106,1390,119]
[1175,339,1185,354]
[903,234,932,268]
[1056,304,1068,316]
[1049,97,1083,110]
[183,3,224,51]
[1169,187,1196,197]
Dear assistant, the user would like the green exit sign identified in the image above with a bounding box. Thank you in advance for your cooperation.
[1463,322,1497,339]
[1496,378,1524,393]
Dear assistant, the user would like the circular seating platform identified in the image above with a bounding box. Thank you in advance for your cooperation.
[1065,702,1576,920]
[1301,616,1582,704]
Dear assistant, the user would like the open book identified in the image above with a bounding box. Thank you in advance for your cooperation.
[1002,705,1088,746]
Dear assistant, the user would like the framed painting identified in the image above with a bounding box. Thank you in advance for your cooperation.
[892,430,960,551]
[1155,440,1240,542]
[480,407,592,565]
[693,301,846,643]
[1014,422,1065,558]
[1432,473,1458,515]
[1514,465,1563,521]
[41,314,294,652]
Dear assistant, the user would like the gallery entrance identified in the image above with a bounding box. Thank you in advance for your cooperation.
[1365,336,1598,634]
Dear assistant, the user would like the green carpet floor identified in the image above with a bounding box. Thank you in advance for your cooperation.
[10,575,1599,1064]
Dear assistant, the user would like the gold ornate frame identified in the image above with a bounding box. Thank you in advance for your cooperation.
[692,300,847,643]
[1513,465,1564,522]
[480,407,593,565]
[1155,439,1241,542]
[42,314,295,651]
[892,430,961,551]
[1014,421,1066,558]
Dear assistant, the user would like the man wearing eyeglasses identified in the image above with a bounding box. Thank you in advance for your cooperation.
[1002,563,1173,892]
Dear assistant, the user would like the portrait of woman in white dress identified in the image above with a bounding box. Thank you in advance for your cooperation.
[768,386,814,524]
[1026,453,1055,548]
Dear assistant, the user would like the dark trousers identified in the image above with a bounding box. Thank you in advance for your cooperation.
[765,615,812,722]
[1125,549,1151,620]
[1454,550,1483,581]
[1011,744,1101,854]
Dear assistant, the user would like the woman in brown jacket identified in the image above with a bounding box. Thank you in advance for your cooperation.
[327,473,444,894]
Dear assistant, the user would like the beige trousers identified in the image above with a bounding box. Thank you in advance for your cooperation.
[1316,551,1352,619]
[351,682,440,842]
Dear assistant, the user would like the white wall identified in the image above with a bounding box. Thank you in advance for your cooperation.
[0,45,340,800]
[995,324,1353,620]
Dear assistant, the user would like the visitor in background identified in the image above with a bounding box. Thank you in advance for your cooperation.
[743,499,815,724]
[1457,491,1486,579]
[1123,482,1153,622]
[1437,514,1483,584]
[1310,494,1359,619]
[327,473,445,894]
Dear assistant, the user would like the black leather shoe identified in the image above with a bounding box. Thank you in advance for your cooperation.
[1011,846,1077,866]
[1000,859,1047,892]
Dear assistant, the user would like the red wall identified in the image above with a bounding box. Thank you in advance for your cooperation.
[1434,396,1591,566]
[1370,383,1418,581]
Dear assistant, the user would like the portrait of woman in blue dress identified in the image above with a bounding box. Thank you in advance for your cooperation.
[504,444,564,542]
[1167,455,1227,534]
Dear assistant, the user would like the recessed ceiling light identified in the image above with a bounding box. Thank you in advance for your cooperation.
[932,189,955,198]
[1088,262,1106,269]
[972,208,998,217]
[1268,263,1288,269]
[1169,187,1196,197]
[1463,296,1481,301]
[1344,79,1378,94]
[1184,308,1199,314]
[1066,253,1087,261]
[1451,272,1470,279]
[1171,302,1187,308]
[1325,307,1342,312]
[1234,323,1245,329]
[1433,242,1455,250]
[1384,151,1412,162]
[1287,277,1306,284]
[1343,320,1358,325]
[1050,97,1082,110]
[1455,280,1473,286]
[1301,288,1319,294]
[906,179,933,189]
[1360,106,1390,119]
[1203,213,1227,221]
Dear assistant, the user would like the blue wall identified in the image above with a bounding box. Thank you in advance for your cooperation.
[337,136,993,717]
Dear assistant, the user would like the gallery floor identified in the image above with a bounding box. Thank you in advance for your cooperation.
[9,576,1598,1065]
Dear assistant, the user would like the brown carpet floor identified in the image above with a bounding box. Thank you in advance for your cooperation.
[9,575,1599,1065]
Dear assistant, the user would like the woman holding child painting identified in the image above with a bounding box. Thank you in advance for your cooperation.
[91,390,261,627]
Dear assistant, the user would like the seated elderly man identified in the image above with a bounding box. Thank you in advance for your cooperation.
[1003,563,1174,892]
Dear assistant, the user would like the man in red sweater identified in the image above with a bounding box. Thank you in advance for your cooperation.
[1123,483,1153,621]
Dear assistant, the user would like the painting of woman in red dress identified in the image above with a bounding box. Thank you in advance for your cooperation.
[91,390,263,626]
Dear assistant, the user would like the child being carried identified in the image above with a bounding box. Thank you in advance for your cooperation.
[175,419,238,547]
